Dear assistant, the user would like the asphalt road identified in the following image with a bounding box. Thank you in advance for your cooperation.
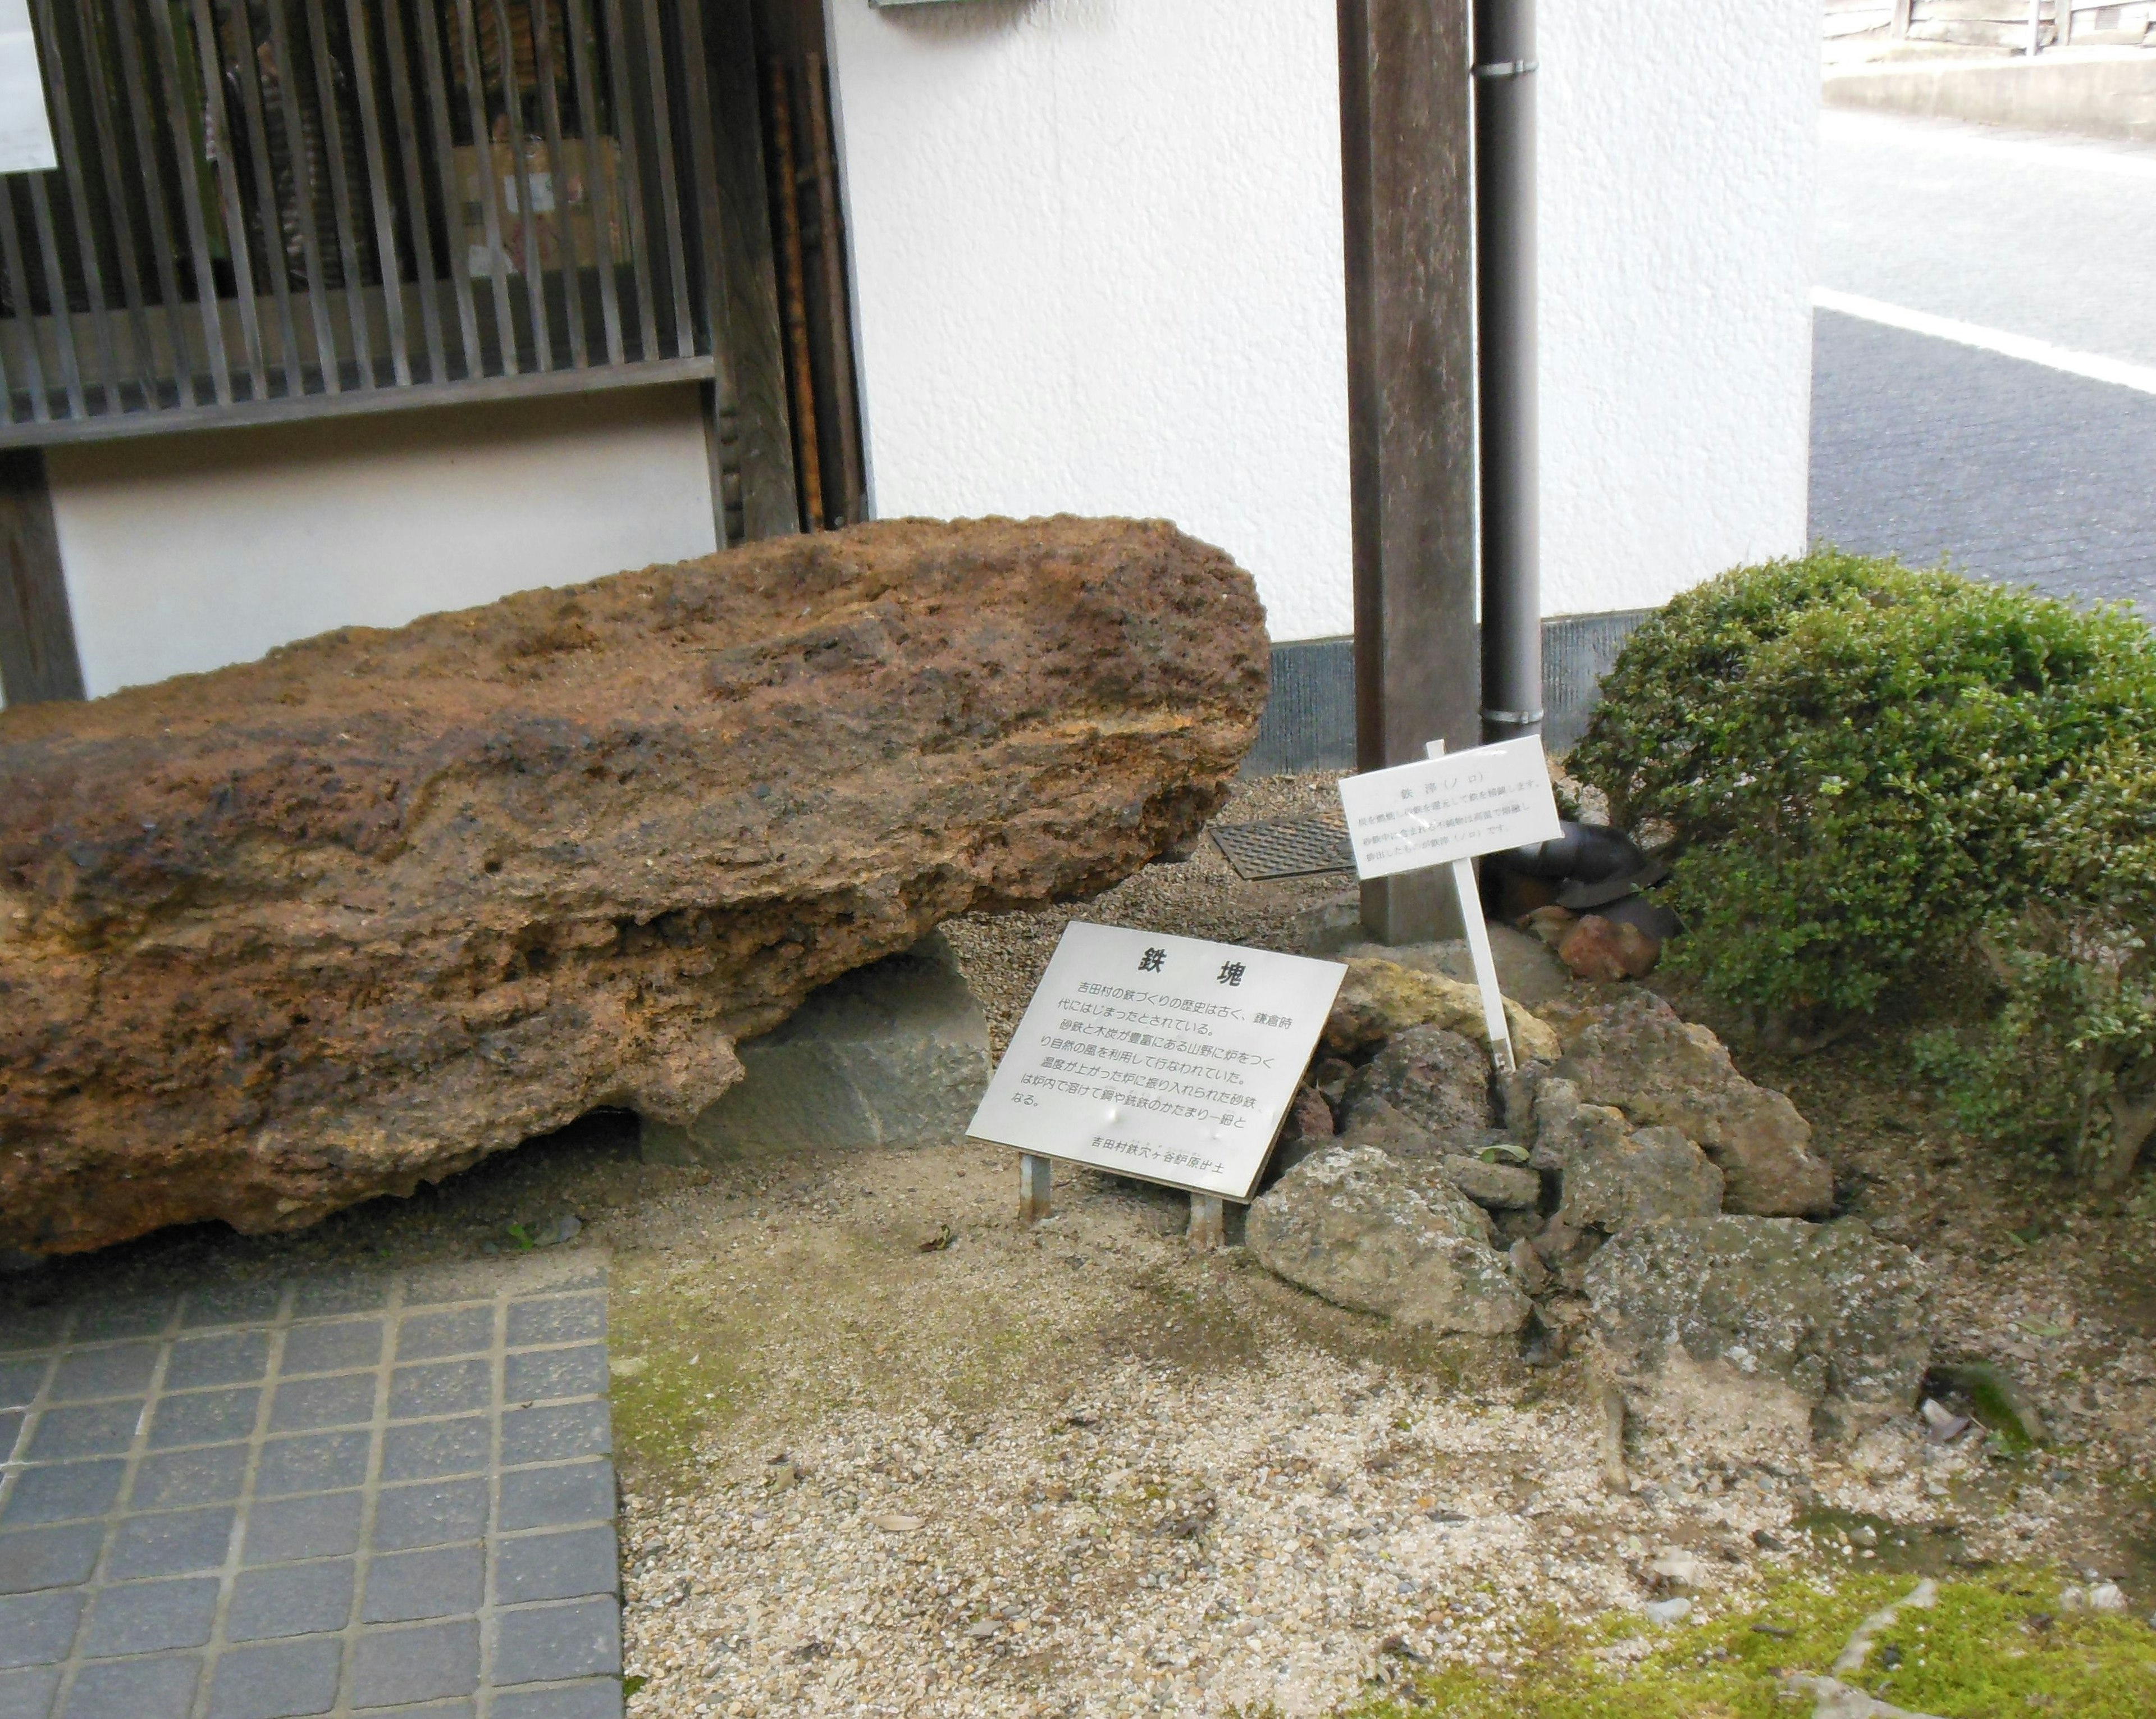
[1809,109,2156,610]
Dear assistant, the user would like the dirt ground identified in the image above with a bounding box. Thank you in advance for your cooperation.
[9,771,2156,1716]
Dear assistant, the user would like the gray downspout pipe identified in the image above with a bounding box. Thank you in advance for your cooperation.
[1473,0,1542,747]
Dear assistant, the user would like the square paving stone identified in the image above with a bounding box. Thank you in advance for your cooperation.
[163,1332,271,1392]
[268,1373,377,1433]
[47,1347,158,1403]
[280,1320,383,1376]
[290,1279,390,1320]
[362,1544,483,1624]
[60,1653,201,1719]
[255,1431,372,1498]
[0,1309,70,1353]
[489,1597,619,1683]
[70,1302,174,1344]
[225,1561,354,1643]
[129,1445,249,1512]
[373,1480,487,1551]
[504,1347,605,1406]
[177,1285,284,1330]
[498,1462,611,1532]
[499,1402,609,1468]
[394,1308,494,1363]
[0,1523,103,1593]
[505,1296,605,1349]
[0,1665,61,1719]
[387,1361,491,1421]
[489,1682,620,1719]
[380,1417,489,1483]
[148,1388,259,1449]
[0,1359,48,1411]
[205,1637,342,1719]
[350,1619,480,1708]
[0,1589,84,1668]
[241,1492,361,1565]
[491,1526,617,1606]
[1,1460,126,1526]
[27,1402,144,1460]
[107,1506,236,1579]
[359,1704,473,1719]
[80,1576,220,1656]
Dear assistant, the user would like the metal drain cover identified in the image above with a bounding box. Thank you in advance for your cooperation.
[1210,818,1356,881]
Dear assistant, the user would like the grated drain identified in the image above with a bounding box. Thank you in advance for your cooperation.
[1210,818,1356,881]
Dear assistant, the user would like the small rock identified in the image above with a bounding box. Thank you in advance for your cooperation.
[1643,1597,1692,1626]
[1246,1146,1528,1334]
[1928,1360,2047,1448]
[1269,1085,1341,1178]
[1337,1092,1443,1157]
[1520,904,1577,950]
[2061,1582,2127,1615]
[870,1512,924,1532]
[1321,957,1560,1063]
[1556,1123,1724,1234]
[1437,1155,1543,1211]
[1528,1078,1629,1173]
[1559,914,1660,982]
[1508,1238,1551,1297]
[1342,1024,1496,1137]
[1646,1548,1712,1592]
[609,1355,650,1380]
[1920,1397,1971,1444]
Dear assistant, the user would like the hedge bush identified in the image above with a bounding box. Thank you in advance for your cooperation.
[1572,550,2156,1181]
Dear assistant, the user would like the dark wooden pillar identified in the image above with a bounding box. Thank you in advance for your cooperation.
[1338,0,1482,942]
[0,449,85,708]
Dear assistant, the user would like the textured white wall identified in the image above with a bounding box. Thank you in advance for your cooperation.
[828,0,1816,633]
[824,0,1354,642]
[1537,1,1818,616]
[47,387,718,699]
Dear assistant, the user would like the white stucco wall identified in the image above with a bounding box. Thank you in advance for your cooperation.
[46,386,718,700]
[826,0,1817,635]
[823,0,1355,642]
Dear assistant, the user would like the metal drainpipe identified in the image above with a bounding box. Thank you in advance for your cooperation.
[1473,0,1542,747]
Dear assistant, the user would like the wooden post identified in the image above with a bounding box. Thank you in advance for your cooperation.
[1337,0,1483,945]
[0,449,85,708]
[1018,1153,1052,1226]
[1891,0,1913,41]
[1187,1193,1226,1252]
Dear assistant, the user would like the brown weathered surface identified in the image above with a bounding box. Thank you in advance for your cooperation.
[0,517,1267,1255]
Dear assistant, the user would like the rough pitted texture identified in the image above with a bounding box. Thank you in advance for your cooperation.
[1246,1146,1529,1336]
[1556,1124,1725,1235]
[1319,957,1560,1064]
[1340,1024,1495,1139]
[0,517,1267,1256]
[1555,991,1833,1218]
[1586,1216,1934,1456]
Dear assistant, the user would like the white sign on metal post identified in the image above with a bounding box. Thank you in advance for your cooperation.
[966,922,1346,1202]
[1336,735,1563,1071]
[0,1,54,177]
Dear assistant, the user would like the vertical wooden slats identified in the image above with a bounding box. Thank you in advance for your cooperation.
[413,0,484,379]
[22,176,85,421]
[805,53,863,526]
[220,0,304,396]
[487,0,552,370]
[451,0,519,374]
[145,0,235,405]
[262,0,343,394]
[344,0,412,386]
[766,59,821,528]
[182,0,267,400]
[303,1,375,386]
[74,4,161,409]
[530,0,587,370]
[377,0,445,384]
[636,0,692,360]
[563,0,622,366]
[675,0,725,373]
[32,0,120,414]
[0,185,51,422]
[108,0,202,405]
[599,0,655,362]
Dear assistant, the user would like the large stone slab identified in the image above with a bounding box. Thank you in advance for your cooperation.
[640,932,989,1160]
[0,517,1267,1255]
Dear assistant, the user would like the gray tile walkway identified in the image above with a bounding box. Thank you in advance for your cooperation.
[1810,309,2156,610]
[0,1259,620,1719]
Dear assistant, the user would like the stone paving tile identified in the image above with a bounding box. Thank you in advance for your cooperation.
[1811,311,2156,610]
[0,1255,619,1719]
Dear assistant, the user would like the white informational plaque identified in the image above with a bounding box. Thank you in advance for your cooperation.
[966,922,1346,1201]
[0,1,54,177]
[1336,735,1563,881]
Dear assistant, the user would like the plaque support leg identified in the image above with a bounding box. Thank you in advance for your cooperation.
[1018,1153,1052,1226]
[1187,1193,1225,1252]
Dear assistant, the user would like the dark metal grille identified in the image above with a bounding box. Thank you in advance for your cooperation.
[0,1,732,444]
[1210,819,1356,882]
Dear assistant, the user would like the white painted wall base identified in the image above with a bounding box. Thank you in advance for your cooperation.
[44,385,717,700]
